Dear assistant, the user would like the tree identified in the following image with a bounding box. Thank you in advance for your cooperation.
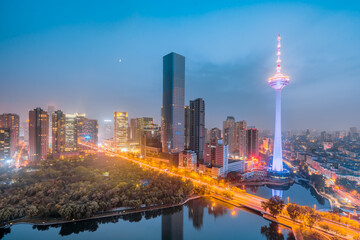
[286,203,302,221]
[302,206,321,228]
[261,196,285,217]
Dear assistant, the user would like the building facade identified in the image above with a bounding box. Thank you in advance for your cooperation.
[114,112,128,148]
[189,98,205,161]
[223,116,235,154]
[246,128,259,157]
[29,108,49,161]
[0,113,20,156]
[0,128,11,161]
[52,110,66,154]
[161,52,185,154]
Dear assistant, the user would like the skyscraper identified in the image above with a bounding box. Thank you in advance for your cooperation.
[29,108,49,161]
[114,112,128,148]
[0,113,20,157]
[223,116,235,154]
[52,110,66,154]
[268,34,290,172]
[161,52,185,154]
[246,128,259,157]
[64,113,80,152]
[184,106,191,150]
[237,121,247,159]
[0,128,11,161]
[189,98,205,161]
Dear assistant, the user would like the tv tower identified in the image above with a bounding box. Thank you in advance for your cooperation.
[268,34,290,172]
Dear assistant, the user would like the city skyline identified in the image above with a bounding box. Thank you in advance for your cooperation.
[1,1,360,131]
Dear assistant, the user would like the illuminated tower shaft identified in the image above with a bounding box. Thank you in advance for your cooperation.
[273,89,283,171]
[268,34,290,172]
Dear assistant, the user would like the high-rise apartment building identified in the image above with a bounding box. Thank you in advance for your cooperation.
[246,128,259,157]
[52,110,66,154]
[0,113,20,156]
[223,116,235,154]
[0,128,11,161]
[29,108,49,161]
[184,106,191,150]
[114,112,128,148]
[161,52,185,154]
[237,121,247,158]
[189,98,205,161]
[47,105,55,149]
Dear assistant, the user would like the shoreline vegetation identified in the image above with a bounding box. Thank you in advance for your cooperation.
[0,155,197,227]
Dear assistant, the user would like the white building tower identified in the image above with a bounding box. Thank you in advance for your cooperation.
[268,34,290,172]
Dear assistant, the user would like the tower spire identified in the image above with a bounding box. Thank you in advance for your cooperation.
[276,34,281,73]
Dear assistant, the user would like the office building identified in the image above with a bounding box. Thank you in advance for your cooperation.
[189,98,205,161]
[247,128,259,157]
[29,108,49,161]
[161,52,185,154]
[0,113,20,156]
[64,113,80,152]
[114,112,128,148]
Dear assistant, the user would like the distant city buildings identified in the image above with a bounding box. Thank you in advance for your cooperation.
[29,108,49,161]
[0,113,20,157]
[114,112,128,148]
[161,52,185,154]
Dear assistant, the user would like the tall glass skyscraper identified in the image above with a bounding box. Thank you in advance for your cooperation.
[161,52,185,154]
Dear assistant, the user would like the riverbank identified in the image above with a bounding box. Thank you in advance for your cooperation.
[1,195,201,228]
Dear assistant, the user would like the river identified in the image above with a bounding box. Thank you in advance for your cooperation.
[1,197,294,240]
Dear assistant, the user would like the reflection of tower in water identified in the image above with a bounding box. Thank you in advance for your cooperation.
[272,189,283,199]
[162,207,183,240]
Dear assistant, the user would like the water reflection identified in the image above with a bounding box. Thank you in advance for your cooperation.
[260,223,295,240]
[162,208,183,240]
[1,198,294,240]
[242,180,330,209]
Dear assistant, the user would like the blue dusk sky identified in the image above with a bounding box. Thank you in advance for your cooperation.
[0,0,359,131]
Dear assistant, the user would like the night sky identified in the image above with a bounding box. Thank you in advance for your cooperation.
[1,0,359,131]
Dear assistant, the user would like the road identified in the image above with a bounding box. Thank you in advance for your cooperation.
[80,142,360,239]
